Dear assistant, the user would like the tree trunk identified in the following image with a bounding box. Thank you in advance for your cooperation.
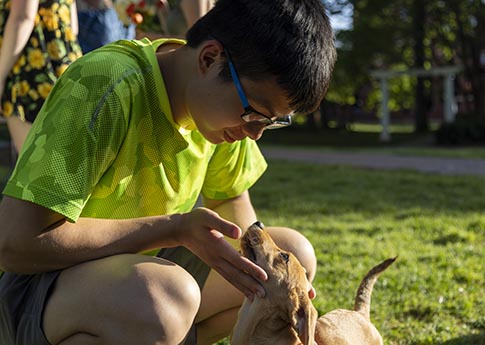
[413,0,428,132]
[475,3,485,120]
[452,0,485,120]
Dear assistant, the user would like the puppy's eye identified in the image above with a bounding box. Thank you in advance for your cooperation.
[279,252,290,263]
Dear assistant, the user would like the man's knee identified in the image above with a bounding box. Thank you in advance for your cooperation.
[266,227,317,281]
[125,259,202,343]
[44,255,202,345]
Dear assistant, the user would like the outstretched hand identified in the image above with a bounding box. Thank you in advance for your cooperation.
[179,207,268,300]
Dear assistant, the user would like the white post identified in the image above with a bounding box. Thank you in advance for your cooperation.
[380,78,391,142]
[443,73,457,123]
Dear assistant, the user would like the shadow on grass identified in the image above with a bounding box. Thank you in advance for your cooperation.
[258,126,434,148]
[442,333,485,345]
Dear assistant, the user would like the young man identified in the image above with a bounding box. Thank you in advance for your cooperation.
[0,0,336,344]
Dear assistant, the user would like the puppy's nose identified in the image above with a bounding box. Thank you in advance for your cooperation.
[252,221,265,230]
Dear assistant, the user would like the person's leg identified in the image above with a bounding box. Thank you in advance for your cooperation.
[6,116,32,153]
[266,226,317,282]
[195,226,316,344]
[179,0,214,27]
[42,254,201,345]
[196,270,242,344]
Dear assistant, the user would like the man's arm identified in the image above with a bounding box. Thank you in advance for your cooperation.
[0,196,183,274]
[0,195,267,298]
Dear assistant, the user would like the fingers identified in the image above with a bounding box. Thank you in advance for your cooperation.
[181,208,267,299]
[216,235,267,281]
[209,235,267,300]
[192,207,242,239]
[308,285,316,300]
[217,258,266,301]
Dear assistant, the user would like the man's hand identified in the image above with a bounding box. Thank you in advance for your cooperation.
[308,282,316,299]
[178,207,267,300]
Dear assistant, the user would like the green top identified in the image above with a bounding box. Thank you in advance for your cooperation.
[3,38,267,222]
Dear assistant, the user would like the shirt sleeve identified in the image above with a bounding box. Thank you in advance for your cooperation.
[201,138,267,200]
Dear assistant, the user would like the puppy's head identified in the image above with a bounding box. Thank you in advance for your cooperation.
[241,221,317,345]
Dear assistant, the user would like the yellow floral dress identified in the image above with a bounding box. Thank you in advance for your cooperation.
[0,0,82,122]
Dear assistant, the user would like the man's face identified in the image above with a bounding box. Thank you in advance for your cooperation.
[187,71,293,145]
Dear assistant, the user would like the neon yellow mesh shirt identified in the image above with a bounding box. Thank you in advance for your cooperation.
[3,38,267,222]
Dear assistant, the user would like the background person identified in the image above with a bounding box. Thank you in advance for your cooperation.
[76,0,136,53]
[153,0,214,38]
[0,0,82,153]
[180,0,214,27]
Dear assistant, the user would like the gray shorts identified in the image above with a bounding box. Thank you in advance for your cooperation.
[157,246,211,344]
[0,247,210,345]
[0,270,60,345]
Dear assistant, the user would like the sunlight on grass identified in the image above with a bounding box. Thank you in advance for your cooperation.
[240,161,484,345]
[216,161,484,344]
[369,147,485,159]
[352,122,416,133]
[351,121,442,134]
[1,145,483,344]
[260,140,485,160]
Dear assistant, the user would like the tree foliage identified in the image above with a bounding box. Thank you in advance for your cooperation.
[324,0,485,127]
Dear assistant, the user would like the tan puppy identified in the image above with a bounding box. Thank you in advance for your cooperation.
[231,222,318,345]
[314,257,396,345]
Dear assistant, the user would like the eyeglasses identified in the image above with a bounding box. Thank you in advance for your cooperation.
[225,50,292,130]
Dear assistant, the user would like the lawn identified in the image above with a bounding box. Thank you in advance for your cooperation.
[215,159,484,344]
[1,146,483,344]
[259,125,485,160]
[242,160,484,345]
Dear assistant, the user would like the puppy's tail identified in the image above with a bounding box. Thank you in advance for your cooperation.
[353,257,397,319]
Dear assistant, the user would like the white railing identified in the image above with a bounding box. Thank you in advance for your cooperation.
[370,65,463,142]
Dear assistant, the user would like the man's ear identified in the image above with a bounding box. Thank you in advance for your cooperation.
[198,40,225,75]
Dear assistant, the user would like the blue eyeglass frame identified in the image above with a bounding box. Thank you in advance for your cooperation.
[224,49,292,130]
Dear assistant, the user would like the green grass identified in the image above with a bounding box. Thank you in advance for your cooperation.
[260,143,485,160]
[253,161,484,344]
[259,126,427,147]
[1,147,483,344]
[353,147,485,159]
[259,126,485,160]
[349,121,442,134]
[218,160,485,344]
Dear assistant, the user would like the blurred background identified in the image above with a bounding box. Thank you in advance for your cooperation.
[264,0,485,148]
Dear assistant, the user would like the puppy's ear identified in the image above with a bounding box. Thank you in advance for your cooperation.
[293,294,318,345]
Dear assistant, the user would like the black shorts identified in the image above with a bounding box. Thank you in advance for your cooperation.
[0,248,210,345]
[0,270,60,345]
[157,246,212,344]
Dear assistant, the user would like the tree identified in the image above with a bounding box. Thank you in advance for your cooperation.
[448,0,485,120]
[413,0,428,132]
[324,0,484,130]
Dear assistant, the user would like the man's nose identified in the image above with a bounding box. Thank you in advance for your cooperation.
[242,122,266,140]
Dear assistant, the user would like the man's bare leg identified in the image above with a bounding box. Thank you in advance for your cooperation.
[42,254,201,345]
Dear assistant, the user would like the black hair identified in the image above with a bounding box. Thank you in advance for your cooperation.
[186,0,337,113]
